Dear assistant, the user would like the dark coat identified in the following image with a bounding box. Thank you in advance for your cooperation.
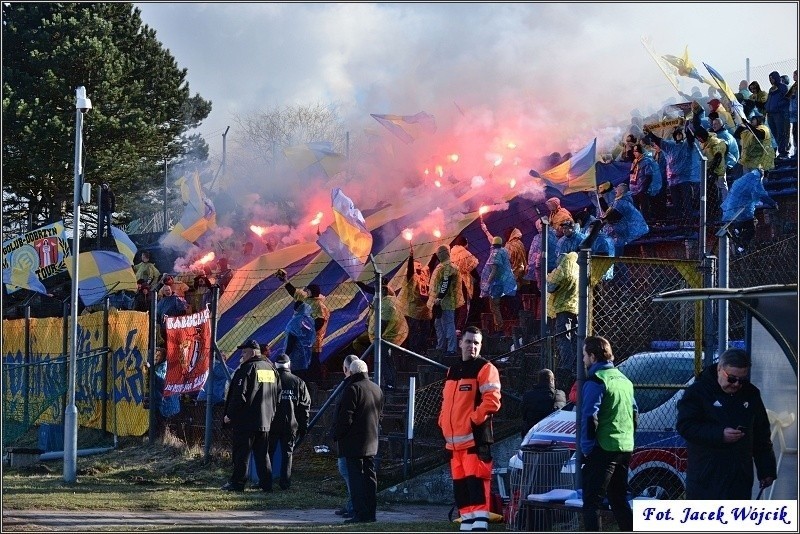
[676,364,777,499]
[334,372,384,457]
[223,355,281,432]
[273,368,311,437]
[520,384,566,437]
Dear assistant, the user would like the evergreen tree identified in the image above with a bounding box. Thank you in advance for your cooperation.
[2,3,211,232]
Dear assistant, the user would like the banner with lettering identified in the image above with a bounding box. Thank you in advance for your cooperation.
[163,309,211,396]
[1,310,150,436]
[643,117,686,139]
[2,221,70,294]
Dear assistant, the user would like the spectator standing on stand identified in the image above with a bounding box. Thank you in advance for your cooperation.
[397,246,432,356]
[428,245,463,357]
[269,353,311,490]
[547,252,579,387]
[676,348,777,499]
[580,336,637,532]
[98,182,115,239]
[221,339,281,493]
[479,224,517,334]
[450,236,480,333]
[134,251,160,290]
[765,71,790,159]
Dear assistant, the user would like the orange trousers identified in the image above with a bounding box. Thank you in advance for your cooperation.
[449,448,492,529]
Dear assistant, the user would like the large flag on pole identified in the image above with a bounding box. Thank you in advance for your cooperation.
[703,62,747,120]
[169,172,216,244]
[539,138,598,195]
[662,45,712,86]
[110,226,137,264]
[640,36,681,93]
[370,112,437,144]
[66,250,137,306]
[2,266,48,294]
[316,188,373,280]
[283,142,346,179]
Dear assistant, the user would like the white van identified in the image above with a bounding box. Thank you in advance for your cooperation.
[509,350,696,499]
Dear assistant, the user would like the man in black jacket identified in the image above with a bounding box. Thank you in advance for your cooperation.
[677,348,777,499]
[520,368,566,437]
[98,182,115,238]
[269,353,311,490]
[221,339,281,492]
[334,359,384,524]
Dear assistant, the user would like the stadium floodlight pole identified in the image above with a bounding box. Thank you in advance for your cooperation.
[64,86,92,483]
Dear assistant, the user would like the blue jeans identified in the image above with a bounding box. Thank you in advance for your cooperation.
[337,456,353,514]
[434,309,457,353]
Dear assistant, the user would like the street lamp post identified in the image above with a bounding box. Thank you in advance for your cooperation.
[64,86,91,483]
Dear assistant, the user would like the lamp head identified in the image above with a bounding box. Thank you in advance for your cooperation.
[75,86,92,112]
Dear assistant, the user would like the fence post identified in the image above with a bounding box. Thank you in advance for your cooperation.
[574,248,590,490]
[101,296,110,434]
[701,254,717,366]
[148,291,158,444]
[717,232,730,355]
[540,218,551,369]
[23,304,31,432]
[404,376,416,480]
[372,257,382,386]
[204,285,220,460]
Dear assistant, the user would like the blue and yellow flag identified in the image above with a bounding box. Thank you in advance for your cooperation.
[2,266,48,294]
[316,188,373,281]
[703,62,746,120]
[283,142,346,179]
[66,250,138,306]
[110,226,137,264]
[662,46,712,86]
[169,172,216,244]
[539,138,597,195]
[370,112,437,144]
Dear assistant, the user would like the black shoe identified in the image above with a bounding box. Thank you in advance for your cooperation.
[220,482,244,492]
[261,486,273,493]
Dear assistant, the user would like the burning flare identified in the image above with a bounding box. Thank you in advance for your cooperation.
[309,211,323,226]
[479,205,489,216]
[448,154,459,163]
[432,228,442,238]
[402,228,413,241]
[507,142,517,149]
[434,180,442,188]
[493,156,503,167]
[435,165,444,177]
[250,225,268,237]
[509,178,517,188]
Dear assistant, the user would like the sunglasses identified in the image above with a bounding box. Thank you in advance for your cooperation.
[720,367,749,385]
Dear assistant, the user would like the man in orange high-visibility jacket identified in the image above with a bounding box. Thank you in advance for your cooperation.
[438,326,501,532]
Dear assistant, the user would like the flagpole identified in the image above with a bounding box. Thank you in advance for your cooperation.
[370,254,382,387]
[65,86,91,483]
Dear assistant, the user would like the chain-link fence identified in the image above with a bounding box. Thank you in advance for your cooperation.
[2,308,150,453]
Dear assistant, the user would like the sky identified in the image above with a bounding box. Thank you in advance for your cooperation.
[134,2,797,268]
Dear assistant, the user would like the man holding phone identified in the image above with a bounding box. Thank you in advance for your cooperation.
[677,348,777,499]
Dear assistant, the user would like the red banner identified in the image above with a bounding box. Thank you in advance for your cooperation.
[163,309,211,396]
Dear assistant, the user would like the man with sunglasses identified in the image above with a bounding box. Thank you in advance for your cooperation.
[677,348,777,499]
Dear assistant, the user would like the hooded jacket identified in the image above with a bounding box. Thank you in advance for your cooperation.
[721,169,777,223]
[274,367,311,437]
[504,228,528,283]
[676,364,777,500]
[765,71,789,114]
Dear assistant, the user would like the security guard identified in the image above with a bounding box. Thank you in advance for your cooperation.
[221,339,281,492]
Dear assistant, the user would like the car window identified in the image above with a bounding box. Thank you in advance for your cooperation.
[618,354,695,413]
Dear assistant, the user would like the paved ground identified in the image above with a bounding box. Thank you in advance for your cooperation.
[2,505,454,531]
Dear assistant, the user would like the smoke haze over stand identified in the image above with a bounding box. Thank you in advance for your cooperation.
[135,2,797,273]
